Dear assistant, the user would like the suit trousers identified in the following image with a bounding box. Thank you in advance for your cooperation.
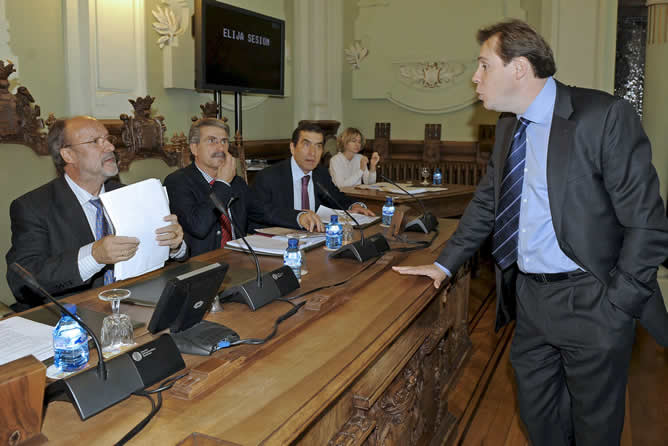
[510,272,635,446]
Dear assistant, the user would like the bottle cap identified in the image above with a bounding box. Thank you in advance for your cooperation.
[385,196,393,204]
[330,214,339,223]
[63,303,77,315]
[288,238,299,248]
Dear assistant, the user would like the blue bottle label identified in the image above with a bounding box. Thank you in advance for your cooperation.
[326,223,342,250]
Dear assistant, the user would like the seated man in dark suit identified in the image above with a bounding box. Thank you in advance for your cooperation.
[251,123,375,231]
[164,118,260,256]
[6,116,186,310]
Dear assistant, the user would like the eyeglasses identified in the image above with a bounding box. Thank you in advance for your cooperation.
[203,136,229,146]
[65,134,117,148]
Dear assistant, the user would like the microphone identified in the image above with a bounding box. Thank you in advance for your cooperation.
[9,263,185,420]
[209,192,300,311]
[313,181,389,262]
[378,174,438,233]
[10,263,107,381]
[209,193,261,288]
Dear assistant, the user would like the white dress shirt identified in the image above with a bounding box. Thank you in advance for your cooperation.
[329,152,377,187]
[291,156,315,211]
[64,174,186,282]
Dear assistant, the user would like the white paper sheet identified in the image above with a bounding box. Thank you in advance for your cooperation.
[99,178,170,280]
[354,182,444,194]
[225,234,326,256]
[0,317,54,366]
[316,205,381,227]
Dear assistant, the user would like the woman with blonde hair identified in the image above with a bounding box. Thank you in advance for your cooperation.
[329,127,380,188]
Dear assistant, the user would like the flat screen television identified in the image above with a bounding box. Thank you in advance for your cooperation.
[194,0,285,95]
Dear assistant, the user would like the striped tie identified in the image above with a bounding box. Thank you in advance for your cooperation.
[89,198,115,285]
[492,118,530,270]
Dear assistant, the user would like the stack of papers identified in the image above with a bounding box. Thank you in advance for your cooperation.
[100,178,171,280]
[0,317,54,366]
[355,182,445,194]
[316,206,380,228]
[225,234,326,256]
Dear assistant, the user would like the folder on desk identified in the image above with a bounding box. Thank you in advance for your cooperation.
[225,234,325,256]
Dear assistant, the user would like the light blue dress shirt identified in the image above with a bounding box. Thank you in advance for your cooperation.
[436,77,580,277]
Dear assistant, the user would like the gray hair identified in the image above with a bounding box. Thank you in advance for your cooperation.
[189,118,230,144]
[47,119,67,175]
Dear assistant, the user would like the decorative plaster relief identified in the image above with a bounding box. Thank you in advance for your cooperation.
[351,0,525,114]
[398,60,465,89]
[152,1,188,48]
[358,0,391,7]
[345,41,369,70]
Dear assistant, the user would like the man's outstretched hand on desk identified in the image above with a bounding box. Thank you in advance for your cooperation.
[392,264,448,289]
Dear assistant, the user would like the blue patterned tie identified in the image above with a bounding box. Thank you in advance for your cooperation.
[492,118,530,270]
[90,198,115,285]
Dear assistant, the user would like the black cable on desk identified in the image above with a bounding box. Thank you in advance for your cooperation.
[284,253,384,302]
[230,300,306,346]
[114,372,189,446]
[389,229,439,252]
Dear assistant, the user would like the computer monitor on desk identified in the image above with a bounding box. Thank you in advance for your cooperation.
[147,262,240,355]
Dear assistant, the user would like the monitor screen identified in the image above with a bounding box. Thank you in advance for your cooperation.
[147,262,229,334]
[195,0,285,95]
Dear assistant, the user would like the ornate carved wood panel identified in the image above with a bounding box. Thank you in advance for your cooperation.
[423,124,441,163]
[0,60,47,154]
[324,270,472,446]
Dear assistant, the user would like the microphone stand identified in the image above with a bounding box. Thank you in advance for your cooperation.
[378,174,438,233]
[209,192,300,311]
[313,181,389,262]
[10,263,107,380]
[8,262,163,421]
[209,193,262,288]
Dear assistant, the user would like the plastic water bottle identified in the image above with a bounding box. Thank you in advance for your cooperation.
[382,196,395,226]
[433,167,442,185]
[53,304,89,372]
[326,215,342,250]
[283,238,302,281]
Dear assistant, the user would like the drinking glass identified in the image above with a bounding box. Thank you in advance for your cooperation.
[421,167,430,185]
[341,215,354,245]
[98,289,134,356]
[299,246,308,276]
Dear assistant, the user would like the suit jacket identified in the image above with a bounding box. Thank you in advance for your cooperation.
[6,177,123,307]
[437,81,668,343]
[250,159,357,229]
[164,163,260,257]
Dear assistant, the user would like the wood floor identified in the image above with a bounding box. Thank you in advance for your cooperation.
[452,260,668,446]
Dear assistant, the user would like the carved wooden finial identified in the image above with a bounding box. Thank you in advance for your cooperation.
[128,95,155,118]
[0,59,16,82]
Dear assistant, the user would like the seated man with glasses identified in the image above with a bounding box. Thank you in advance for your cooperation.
[6,116,186,310]
[164,118,261,257]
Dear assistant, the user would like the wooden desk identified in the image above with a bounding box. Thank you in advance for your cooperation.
[38,220,472,445]
[341,184,475,218]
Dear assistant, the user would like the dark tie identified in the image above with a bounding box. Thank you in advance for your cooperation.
[492,118,530,270]
[209,180,233,247]
[89,198,115,285]
[301,175,311,210]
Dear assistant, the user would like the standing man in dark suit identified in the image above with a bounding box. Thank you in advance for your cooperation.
[394,20,668,445]
[251,122,375,231]
[6,116,186,310]
[165,118,260,256]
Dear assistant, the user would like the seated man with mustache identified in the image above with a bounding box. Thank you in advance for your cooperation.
[6,116,186,311]
[164,118,261,256]
[251,123,375,232]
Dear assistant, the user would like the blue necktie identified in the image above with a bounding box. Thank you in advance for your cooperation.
[90,198,115,285]
[492,118,530,270]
